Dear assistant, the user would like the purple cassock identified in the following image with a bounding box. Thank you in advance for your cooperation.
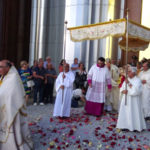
[85,64,112,116]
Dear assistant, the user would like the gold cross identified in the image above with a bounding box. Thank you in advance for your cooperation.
[0,76,4,86]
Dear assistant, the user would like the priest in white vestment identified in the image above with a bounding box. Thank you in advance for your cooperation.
[138,62,150,119]
[105,59,113,112]
[85,57,112,116]
[117,67,146,131]
[110,60,120,111]
[0,60,33,150]
[105,59,119,112]
[53,63,75,117]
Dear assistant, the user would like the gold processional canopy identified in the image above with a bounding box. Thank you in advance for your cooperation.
[68,18,150,52]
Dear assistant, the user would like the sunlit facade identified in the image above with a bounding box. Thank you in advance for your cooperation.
[1,0,149,68]
[64,0,125,70]
[139,0,150,60]
[28,0,150,71]
[105,0,115,59]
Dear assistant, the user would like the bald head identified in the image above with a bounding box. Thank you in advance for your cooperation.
[0,60,11,76]
[64,63,70,72]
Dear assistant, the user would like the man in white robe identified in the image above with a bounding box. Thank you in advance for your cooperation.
[105,59,120,112]
[85,57,112,116]
[138,62,150,119]
[105,59,113,112]
[117,67,146,131]
[0,60,33,150]
[53,63,75,117]
[110,59,120,111]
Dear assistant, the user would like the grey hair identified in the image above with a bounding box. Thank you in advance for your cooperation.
[46,56,51,59]
[129,67,137,74]
[105,58,111,63]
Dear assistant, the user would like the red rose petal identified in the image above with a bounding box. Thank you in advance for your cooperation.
[122,135,126,139]
[110,142,116,147]
[50,118,53,122]
[101,134,106,138]
[54,138,59,143]
[76,140,80,144]
[128,137,134,142]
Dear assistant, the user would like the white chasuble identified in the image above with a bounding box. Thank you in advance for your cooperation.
[0,66,33,150]
[117,76,146,131]
[111,64,120,111]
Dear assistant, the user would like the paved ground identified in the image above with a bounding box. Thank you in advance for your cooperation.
[27,104,150,150]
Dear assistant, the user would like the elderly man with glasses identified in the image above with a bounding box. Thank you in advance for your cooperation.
[0,60,33,150]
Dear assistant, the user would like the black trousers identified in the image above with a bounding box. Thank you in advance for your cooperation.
[33,83,44,103]
[44,83,54,103]
[71,97,80,108]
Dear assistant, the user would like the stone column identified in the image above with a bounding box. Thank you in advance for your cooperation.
[88,0,101,67]
[111,0,122,60]
[29,0,66,69]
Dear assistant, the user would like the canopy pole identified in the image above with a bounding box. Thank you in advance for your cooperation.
[62,21,68,103]
[63,21,68,67]
[125,9,129,105]
[108,19,111,59]
[108,36,110,58]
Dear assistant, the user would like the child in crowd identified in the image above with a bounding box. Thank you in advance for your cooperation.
[71,87,87,108]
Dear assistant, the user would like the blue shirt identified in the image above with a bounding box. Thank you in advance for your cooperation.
[71,63,79,75]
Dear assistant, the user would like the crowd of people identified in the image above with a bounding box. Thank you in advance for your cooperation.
[17,57,87,106]
[1,55,150,149]
[52,55,150,133]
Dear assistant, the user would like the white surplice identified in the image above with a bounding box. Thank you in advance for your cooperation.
[53,71,75,117]
[0,66,33,150]
[116,76,146,131]
[138,69,150,117]
[86,64,111,103]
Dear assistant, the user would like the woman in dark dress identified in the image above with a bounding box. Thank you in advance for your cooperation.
[74,62,87,89]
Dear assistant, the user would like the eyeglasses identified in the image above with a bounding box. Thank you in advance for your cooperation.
[0,66,7,68]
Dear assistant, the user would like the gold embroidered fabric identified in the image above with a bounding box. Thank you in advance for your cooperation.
[0,76,4,86]
[68,18,150,51]
[0,67,25,142]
